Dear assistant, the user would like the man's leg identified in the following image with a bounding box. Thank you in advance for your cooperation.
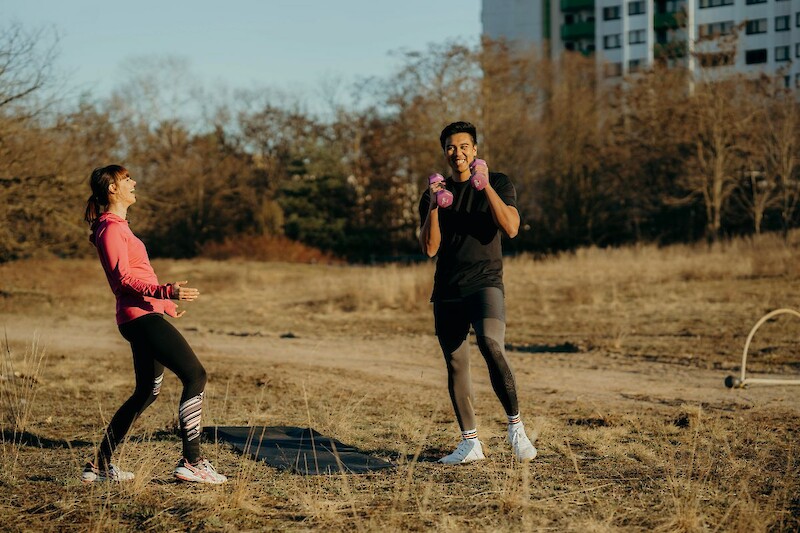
[471,288,537,461]
[435,300,484,464]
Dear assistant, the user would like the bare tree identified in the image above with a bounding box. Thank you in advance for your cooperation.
[758,84,800,239]
[680,77,754,243]
[0,22,61,177]
[0,22,59,114]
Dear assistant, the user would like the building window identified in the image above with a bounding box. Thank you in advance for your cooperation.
[603,6,621,20]
[629,59,643,72]
[745,0,766,4]
[776,15,790,31]
[698,52,734,67]
[604,34,622,49]
[745,19,767,35]
[796,43,800,58]
[796,73,800,88]
[629,29,646,44]
[745,49,767,64]
[698,20,734,37]
[797,12,800,27]
[604,62,623,78]
[776,46,790,61]
[699,0,734,7]
[628,0,645,15]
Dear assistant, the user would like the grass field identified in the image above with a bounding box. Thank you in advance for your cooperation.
[0,234,799,531]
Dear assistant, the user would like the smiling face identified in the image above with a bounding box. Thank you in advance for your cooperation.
[108,170,137,208]
[443,132,478,179]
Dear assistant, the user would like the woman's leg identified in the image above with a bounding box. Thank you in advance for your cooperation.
[126,314,207,463]
[96,316,165,468]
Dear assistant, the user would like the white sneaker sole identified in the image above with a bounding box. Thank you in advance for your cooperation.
[513,447,538,461]
[174,470,226,484]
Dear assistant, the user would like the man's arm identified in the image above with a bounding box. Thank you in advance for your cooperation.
[419,195,442,257]
[484,182,520,238]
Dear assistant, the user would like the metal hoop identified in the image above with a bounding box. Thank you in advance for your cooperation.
[725,308,800,388]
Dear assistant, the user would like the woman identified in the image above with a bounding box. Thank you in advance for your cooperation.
[419,121,537,464]
[81,165,226,484]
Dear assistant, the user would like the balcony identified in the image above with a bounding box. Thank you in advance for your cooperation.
[561,21,596,40]
[654,40,687,59]
[561,0,595,11]
[654,12,680,29]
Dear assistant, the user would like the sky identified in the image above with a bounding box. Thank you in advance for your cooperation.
[1,0,482,114]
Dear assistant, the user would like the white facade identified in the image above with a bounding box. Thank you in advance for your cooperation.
[482,0,800,85]
[482,0,547,44]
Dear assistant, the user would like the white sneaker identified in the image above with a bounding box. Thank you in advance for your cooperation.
[174,458,227,484]
[81,462,135,484]
[438,439,485,464]
[508,425,537,461]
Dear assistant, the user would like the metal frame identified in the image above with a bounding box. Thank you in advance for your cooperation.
[725,308,800,388]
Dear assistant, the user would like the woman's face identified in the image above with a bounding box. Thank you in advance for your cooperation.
[109,170,137,207]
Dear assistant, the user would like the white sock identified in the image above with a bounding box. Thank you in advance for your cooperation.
[462,428,478,441]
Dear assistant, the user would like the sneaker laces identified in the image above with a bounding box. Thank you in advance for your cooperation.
[451,439,477,460]
[197,459,217,473]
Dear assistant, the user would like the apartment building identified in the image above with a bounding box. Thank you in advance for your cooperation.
[482,0,799,85]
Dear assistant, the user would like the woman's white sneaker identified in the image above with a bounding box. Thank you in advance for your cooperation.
[81,462,135,484]
[438,439,485,464]
[508,425,537,461]
[173,458,227,484]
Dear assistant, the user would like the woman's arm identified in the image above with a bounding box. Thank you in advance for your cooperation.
[96,223,174,299]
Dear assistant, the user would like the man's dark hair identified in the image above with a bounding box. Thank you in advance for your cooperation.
[439,121,477,150]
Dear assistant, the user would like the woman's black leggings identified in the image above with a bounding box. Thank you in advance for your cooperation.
[97,313,206,466]
[433,287,519,431]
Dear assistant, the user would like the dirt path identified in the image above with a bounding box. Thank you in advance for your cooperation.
[3,312,795,419]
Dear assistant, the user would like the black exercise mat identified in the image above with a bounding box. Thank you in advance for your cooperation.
[204,426,396,475]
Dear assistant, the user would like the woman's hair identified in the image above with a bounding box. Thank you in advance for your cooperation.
[84,165,128,224]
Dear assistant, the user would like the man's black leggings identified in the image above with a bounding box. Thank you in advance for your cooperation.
[97,313,206,466]
[433,287,519,431]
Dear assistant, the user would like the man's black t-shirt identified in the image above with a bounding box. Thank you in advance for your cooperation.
[418,172,517,301]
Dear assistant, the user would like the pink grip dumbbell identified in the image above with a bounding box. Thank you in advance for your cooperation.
[469,159,488,191]
[429,173,453,208]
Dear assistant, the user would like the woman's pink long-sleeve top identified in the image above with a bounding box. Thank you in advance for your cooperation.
[90,212,178,325]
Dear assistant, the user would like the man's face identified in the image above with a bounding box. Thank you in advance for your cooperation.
[443,132,477,175]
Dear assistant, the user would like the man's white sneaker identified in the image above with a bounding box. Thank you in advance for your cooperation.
[174,458,227,484]
[81,462,135,484]
[508,425,537,461]
[438,439,485,464]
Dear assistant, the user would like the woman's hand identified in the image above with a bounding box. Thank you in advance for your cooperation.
[170,280,199,301]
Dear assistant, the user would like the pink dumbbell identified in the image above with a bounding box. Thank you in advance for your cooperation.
[469,159,488,191]
[429,173,453,208]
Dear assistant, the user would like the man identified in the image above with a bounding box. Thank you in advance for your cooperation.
[418,121,537,464]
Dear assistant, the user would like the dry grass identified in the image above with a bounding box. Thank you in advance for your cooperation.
[0,233,798,531]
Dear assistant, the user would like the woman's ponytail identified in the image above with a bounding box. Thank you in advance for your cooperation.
[84,165,127,224]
